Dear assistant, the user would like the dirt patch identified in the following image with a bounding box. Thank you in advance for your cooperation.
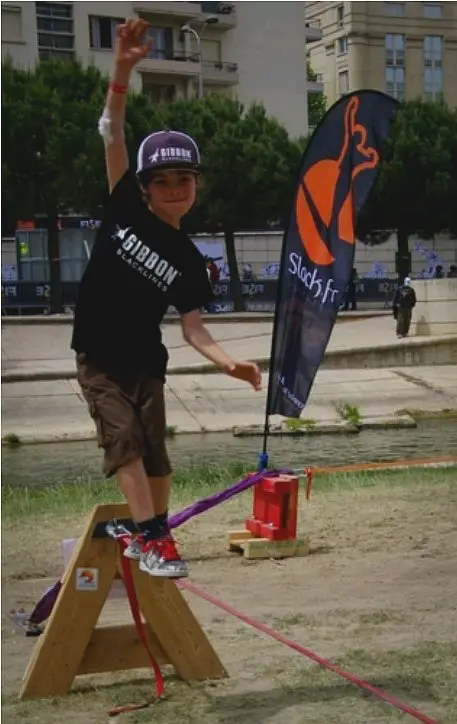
[2,474,457,723]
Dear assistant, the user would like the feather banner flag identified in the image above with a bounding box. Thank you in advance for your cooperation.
[266,90,399,418]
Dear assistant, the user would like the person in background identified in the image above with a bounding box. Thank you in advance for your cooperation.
[392,277,417,338]
[447,265,457,278]
[435,265,444,279]
[343,267,358,311]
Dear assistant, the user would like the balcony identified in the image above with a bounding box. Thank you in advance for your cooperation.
[133,2,201,20]
[133,2,236,26]
[202,59,238,86]
[136,50,199,78]
[307,80,324,94]
[200,2,236,28]
[305,21,322,43]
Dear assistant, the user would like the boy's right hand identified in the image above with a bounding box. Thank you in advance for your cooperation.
[115,19,152,69]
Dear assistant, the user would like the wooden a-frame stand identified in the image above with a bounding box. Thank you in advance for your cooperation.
[20,503,227,700]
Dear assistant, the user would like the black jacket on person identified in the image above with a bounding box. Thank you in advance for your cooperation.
[393,285,416,318]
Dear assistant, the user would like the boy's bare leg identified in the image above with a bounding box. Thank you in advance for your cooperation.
[120,467,186,577]
[116,457,155,522]
[148,475,171,518]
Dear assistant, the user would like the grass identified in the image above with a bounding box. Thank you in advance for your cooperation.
[337,403,362,426]
[285,418,317,431]
[2,465,457,724]
[2,464,456,521]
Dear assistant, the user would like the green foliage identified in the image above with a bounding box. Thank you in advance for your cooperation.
[358,99,457,241]
[160,93,302,308]
[2,62,303,309]
[285,418,316,431]
[306,63,327,129]
[337,403,361,426]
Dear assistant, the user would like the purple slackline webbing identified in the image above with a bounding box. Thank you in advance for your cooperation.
[28,469,290,625]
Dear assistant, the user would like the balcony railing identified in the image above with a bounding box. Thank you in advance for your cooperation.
[145,49,198,63]
[201,59,238,86]
[193,2,235,15]
[203,60,238,72]
[305,20,322,43]
[188,1,236,26]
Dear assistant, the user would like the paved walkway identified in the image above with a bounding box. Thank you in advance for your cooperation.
[2,314,456,442]
[0,311,443,379]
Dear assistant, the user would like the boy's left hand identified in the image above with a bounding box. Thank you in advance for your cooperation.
[226,361,262,391]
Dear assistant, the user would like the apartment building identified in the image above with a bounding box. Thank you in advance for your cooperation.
[1,1,320,138]
[304,1,457,107]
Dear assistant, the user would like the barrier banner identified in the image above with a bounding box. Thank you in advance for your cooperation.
[266,90,399,417]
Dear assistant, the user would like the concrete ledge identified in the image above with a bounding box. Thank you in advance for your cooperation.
[2,334,456,383]
[1,310,390,326]
[358,415,417,430]
[233,421,358,436]
[411,279,457,336]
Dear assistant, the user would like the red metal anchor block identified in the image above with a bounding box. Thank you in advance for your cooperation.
[245,474,299,541]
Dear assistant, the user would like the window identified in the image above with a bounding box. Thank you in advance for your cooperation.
[424,67,443,101]
[201,39,221,62]
[423,3,443,18]
[142,83,176,103]
[337,4,344,27]
[36,2,72,17]
[336,36,348,56]
[16,231,50,282]
[424,35,442,64]
[36,3,74,61]
[89,16,122,49]
[338,69,349,96]
[37,33,73,49]
[1,5,23,43]
[385,33,405,66]
[385,66,405,100]
[37,16,72,33]
[145,27,173,60]
[423,36,443,100]
[384,2,405,16]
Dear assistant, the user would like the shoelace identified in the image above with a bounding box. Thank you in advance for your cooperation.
[143,536,180,561]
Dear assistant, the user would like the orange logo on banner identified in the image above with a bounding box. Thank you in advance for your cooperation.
[296,96,379,266]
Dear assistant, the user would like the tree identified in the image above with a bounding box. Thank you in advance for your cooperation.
[161,95,301,310]
[2,64,301,312]
[307,63,327,130]
[1,59,163,311]
[357,99,457,280]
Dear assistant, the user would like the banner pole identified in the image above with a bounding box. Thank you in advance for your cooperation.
[259,196,297,472]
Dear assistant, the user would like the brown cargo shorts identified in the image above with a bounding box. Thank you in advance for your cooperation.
[76,353,172,478]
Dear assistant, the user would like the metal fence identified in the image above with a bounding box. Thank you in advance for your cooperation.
[2,278,397,315]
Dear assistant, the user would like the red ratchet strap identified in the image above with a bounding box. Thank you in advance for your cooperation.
[179,580,438,724]
[304,467,314,500]
[107,535,164,717]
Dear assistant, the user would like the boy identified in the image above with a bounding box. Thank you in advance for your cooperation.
[71,19,261,579]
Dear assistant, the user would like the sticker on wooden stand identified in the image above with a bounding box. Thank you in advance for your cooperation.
[76,567,99,591]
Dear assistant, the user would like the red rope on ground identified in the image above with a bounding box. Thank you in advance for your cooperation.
[179,580,438,724]
[107,536,165,717]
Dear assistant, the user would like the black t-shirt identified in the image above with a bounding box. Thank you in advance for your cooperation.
[71,171,213,379]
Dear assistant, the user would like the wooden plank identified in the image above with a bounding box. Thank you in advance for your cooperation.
[228,530,254,543]
[132,563,228,682]
[20,504,121,699]
[78,624,168,675]
[231,536,310,560]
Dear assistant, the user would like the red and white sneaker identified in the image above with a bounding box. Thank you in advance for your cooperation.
[139,535,189,578]
[123,534,144,561]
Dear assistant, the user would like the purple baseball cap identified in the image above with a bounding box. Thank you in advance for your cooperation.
[136,130,201,176]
